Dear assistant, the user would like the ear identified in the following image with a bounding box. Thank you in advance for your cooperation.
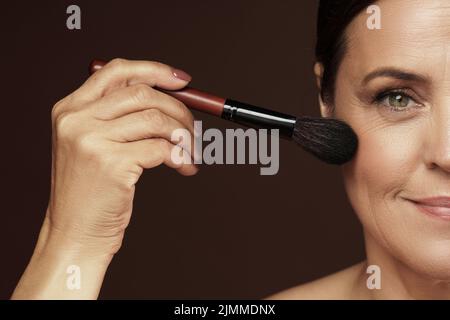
[318,94,333,118]
[314,62,334,118]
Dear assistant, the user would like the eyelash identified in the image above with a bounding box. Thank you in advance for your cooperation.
[372,88,423,112]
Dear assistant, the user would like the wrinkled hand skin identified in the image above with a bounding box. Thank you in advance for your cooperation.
[12,58,198,299]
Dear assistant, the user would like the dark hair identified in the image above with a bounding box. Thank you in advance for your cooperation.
[316,0,376,105]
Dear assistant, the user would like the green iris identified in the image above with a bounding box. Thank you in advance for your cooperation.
[388,94,410,109]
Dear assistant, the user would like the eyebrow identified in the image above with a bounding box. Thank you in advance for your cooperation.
[361,68,430,85]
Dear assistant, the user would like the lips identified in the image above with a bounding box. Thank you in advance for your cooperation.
[407,197,450,220]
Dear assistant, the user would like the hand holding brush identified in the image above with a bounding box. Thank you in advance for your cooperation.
[90,59,358,165]
[12,58,358,299]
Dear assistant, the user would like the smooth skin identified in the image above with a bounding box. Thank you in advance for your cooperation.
[12,58,198,299]
[270,0,450,299]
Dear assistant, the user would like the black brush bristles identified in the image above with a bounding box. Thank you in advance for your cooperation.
[220,99,358,165]
[292,116,358,165]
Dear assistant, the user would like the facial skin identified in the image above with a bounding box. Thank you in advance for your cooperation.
[316,0,450,298]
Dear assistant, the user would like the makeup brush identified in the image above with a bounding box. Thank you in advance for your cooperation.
[89,60,358,165]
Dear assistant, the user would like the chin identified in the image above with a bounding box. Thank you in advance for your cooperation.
[396,241,450,281]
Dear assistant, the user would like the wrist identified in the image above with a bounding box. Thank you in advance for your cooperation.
[40,223,115,268]
[41,206,123,260]
[12,215,113,299]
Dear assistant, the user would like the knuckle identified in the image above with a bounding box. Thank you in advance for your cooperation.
[73,133,104,160]
[142,108,166,129]
[178,102,194,126]
[108,58,127,70]
[166,96,193,127]
[51,99,66,122]
[157,138,172,157]
[132,84,154,104]
[54,111,77,139]
[53,112,112,165]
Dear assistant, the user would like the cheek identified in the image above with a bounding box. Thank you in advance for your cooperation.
[350,124,419,196]
[338,106,425,241]
[339,113,450,278]
[333,88,425,200]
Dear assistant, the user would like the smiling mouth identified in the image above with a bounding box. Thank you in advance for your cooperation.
[405,197,450,221]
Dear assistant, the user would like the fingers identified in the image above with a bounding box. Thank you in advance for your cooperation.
[104,108,195,155]
[123,138,198,176]
[91,84,195,132]
[74,58,191,102]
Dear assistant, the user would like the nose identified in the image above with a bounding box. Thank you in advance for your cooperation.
[424,103,450,174]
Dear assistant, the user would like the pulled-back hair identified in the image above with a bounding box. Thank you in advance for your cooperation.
[316,0,376,104]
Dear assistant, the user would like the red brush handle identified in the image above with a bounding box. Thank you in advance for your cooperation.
[89,59,225,117]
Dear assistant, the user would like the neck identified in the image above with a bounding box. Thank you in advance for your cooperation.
[360,232,450,300]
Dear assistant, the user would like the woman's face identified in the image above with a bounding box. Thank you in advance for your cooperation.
[328,0,450,279]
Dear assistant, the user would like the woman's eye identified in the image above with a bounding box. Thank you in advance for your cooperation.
[376,91,420,112]
[388,94,409,109]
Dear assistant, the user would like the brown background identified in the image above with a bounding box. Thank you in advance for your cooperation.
[0,0,364,299]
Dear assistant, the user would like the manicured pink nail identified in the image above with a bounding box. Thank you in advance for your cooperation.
[172,68,192,82]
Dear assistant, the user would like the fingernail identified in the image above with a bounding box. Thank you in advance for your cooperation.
[172,68,192,82]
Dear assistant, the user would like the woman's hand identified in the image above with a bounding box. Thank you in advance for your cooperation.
[12,59,197,299]
[47,58,197,255]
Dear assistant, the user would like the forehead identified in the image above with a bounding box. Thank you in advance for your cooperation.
[343,0,450,80]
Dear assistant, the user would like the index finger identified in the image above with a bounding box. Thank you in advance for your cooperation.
[74,58,192,102]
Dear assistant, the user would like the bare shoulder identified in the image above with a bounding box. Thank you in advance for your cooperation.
[265,261,367,300]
